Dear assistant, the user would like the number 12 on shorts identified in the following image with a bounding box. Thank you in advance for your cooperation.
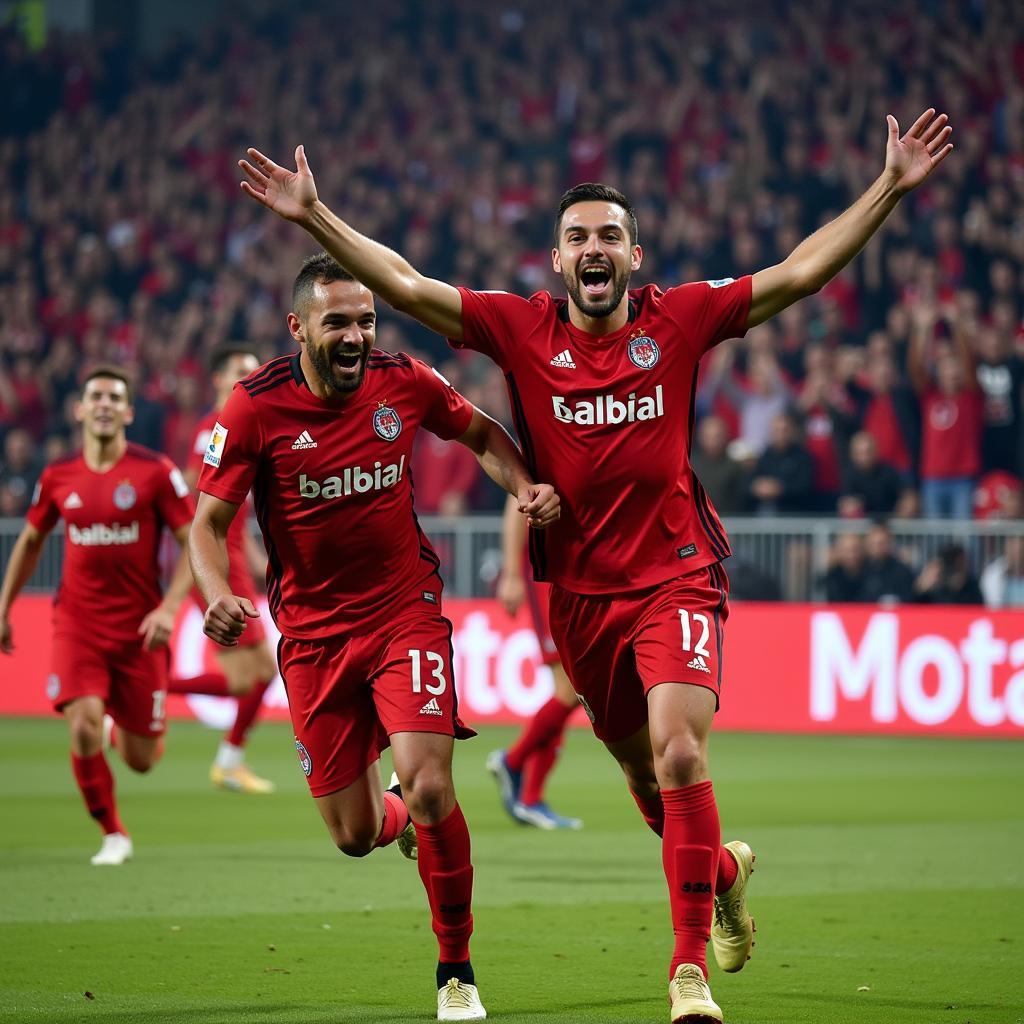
[408,649,447,695]
[678,609,711,656]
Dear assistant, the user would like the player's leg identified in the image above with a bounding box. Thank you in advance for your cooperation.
[374,614,484,1021]
[209,642,277,794]
[313,759,410,856]
[512,664,581,829]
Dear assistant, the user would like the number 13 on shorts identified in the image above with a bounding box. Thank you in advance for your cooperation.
[408,649,447,695]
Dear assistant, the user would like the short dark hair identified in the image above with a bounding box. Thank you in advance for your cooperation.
[82,364,132,401]
[292,252,355,321]
[208,343,258,376]
[554,183,638,246]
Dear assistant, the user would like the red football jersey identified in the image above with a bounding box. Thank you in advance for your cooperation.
[454,278,752,593]
[188,409,250,572]
[196,352,475,640]
[27,443,195,642]
[920,387,983,480]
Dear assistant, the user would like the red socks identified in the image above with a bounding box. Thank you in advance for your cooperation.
[373,790,410,850]
[71,751,126,836]
[661,781,721,979]
[227,680,270,747]
[505,696,575,772]
[630,787,739,892]
[415,803,474,963]
[167,672,231,697]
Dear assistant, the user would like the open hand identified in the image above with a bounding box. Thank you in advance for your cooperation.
[884,109,953,196]
[239,145,318,223]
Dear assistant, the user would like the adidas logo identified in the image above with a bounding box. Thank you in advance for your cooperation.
[550,349,577,369]
[419,697,443,716]
[64,492,83,509]
[291,430,318,450]
[687,654,711,675]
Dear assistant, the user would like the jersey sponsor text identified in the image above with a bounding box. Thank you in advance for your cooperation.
[298,456,406,500]
[552,385,664,426]
[67,521,140,546]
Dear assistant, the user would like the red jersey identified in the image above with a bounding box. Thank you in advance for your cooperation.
[454,278,751,593]
[26,443,194,642]
[196,352,475,640]
[188,409,250,572]
[920,388,983,480]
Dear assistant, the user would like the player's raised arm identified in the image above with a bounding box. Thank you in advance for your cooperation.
[239,145,465,340]
[189,492,260,647]
[746,109,954,327]
[0,522,50,654]
[456,408,560,529]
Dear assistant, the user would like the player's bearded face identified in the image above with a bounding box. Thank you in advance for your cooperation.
[564,253,632,320]
[305,321,374,394]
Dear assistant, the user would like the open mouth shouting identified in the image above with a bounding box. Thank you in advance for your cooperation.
[579,261,613,301]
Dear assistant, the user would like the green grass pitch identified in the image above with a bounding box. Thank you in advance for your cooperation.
[1,718,1021,1023]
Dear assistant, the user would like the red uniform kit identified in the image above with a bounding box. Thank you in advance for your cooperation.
[453,277,752,740]
[27,444,195,734]
[187,411,266,646]
[197,352,476,797]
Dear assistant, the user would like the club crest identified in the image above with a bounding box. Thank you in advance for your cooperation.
[46,674,61,701]
[373,404,402,442]
[295,739,313,777]
[627,335,660,369]
[113,480,137,510]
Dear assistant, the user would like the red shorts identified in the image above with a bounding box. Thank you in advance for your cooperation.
[190,564,267,647]
[48,630,170,737]
[547,563,730,743]
[278,609,475,798]
[525,579,560,666]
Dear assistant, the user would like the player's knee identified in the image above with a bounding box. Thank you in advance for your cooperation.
[68,715,103,754]
[400,767,453,822]
[655,733,705,788]
[334,824,377,858]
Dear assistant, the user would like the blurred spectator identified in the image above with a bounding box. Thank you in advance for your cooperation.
[909,312,982,519]
[411,432,481,516]
[974,470,1024,520]
[860,521,915,604]
[913,543,983,605]
[974,326,1024,477]
[0,427,43,516]
[691,415,749,515]
[979,537,1024,609]
[838,432,906,518]
[822,532,866,603]
[750,412,815,515]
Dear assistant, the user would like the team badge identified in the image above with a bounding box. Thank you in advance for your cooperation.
[373,403,402,442]
[295,739,313,777]
[46,674,61,701]
[113,480,137,510]
[627,334,660,369]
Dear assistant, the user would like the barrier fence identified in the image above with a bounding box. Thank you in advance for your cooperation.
[2,515,1021,602]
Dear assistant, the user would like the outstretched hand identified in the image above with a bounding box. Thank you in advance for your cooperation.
[517,483,560,529]
[884,109,953,195]
[239,145,318,223]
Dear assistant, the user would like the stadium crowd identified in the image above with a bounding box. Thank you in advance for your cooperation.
[0,0,1022,601]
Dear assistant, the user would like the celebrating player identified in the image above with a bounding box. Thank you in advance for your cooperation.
[0,367,197,866]
[171,345,279,795]
[487,493,581,830]
[239,108,952,1021]
[188,253,559,1022]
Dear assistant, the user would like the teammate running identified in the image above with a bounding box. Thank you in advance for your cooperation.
[172,345,278,794]
[487,493,581,830]
[238,107,952,1021]
[188,254,559,1021]
[0,367,196,865]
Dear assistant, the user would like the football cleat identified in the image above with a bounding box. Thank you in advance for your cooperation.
[485,750,522,820]
[668,964,722,1023]
[91,832,133,866]
[437,978,487,1021]
[511,801,583,831]
[711,840,756,973]
[210,763,276,794]
[388,772,417,860]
